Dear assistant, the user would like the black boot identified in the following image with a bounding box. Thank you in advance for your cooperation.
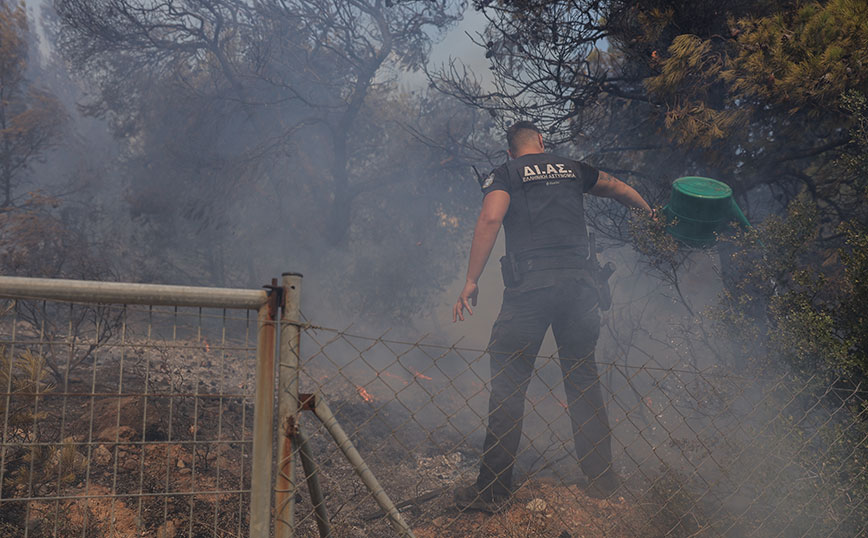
[454,484,511,513]
[585,469,619,499]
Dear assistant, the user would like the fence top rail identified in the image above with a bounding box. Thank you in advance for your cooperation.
[0,275,269,310]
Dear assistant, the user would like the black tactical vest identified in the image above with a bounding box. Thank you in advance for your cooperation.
[481,152,599,259]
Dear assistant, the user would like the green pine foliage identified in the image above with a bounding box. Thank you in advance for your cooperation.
[643,0,868,148]
[723,1,868,112]
[622,1,868,383]
[713,131,868,384]
[645,35,750,147]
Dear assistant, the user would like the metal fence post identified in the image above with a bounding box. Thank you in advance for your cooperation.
[250,288,279,537]
[276,273,302,538]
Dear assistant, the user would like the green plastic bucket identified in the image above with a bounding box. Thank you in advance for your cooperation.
[663,176,752,247]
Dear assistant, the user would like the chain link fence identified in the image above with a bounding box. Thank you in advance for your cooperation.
[0,275,866,537]
[291,324,868,537]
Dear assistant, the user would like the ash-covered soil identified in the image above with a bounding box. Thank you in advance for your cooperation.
[413,480,646,538]
[3,327,677,537]
[1,331,255,537]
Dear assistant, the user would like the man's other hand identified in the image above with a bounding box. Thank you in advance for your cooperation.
[453,280,479,322]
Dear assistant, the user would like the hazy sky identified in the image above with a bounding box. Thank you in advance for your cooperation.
[400,6,491,89]
[430,8,489,73]
[30,0,490,90]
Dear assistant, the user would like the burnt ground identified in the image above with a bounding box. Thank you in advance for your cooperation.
[4,306,864,537]
[1,329,710,537]
[1,330,255,537]
[413,482,645,538]
[289,395,669,538]
[287,359,687,538]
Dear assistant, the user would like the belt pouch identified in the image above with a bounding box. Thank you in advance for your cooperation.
[500,253,522,287]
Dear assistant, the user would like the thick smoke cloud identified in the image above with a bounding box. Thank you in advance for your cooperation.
[3,1,864,535]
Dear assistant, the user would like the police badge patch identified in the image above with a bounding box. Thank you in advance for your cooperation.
[482,172,495,189]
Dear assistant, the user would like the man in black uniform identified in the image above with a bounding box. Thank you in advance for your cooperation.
[452,121,652,511]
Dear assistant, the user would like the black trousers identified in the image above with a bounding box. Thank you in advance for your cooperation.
[475,277,613,496]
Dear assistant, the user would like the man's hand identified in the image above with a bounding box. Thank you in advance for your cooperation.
[638,206,659,220]
[452,280,479,322]
[452,191,508,323]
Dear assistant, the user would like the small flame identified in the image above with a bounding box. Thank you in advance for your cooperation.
[413,371,433,381]
[202,337,210,353]
[381,371,408,385]
[357,386,374,403]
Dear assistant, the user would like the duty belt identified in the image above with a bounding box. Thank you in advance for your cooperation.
[516,253,589,273]
[500,249,589,288]
[501,239,616,311]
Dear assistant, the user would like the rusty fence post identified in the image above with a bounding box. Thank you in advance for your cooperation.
[310,396,416,538]
[275,273,302,538]
[249,283,280,537]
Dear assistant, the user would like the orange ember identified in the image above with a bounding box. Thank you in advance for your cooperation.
[357,386,374,403]
[202,337,210,353]
[381,371,408,385]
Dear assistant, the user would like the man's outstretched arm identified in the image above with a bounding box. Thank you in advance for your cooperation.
[453,190,510,322]
[588,171,653,214]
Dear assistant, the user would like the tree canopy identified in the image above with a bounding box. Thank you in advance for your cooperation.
[49,0,491,325]
[433,0,868,383]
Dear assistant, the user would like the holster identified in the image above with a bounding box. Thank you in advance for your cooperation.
[589,233,615,311]
[500,252,522,287]
[595,261,616,311]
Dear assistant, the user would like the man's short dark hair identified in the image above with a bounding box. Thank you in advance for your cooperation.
[506,121,542,154]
